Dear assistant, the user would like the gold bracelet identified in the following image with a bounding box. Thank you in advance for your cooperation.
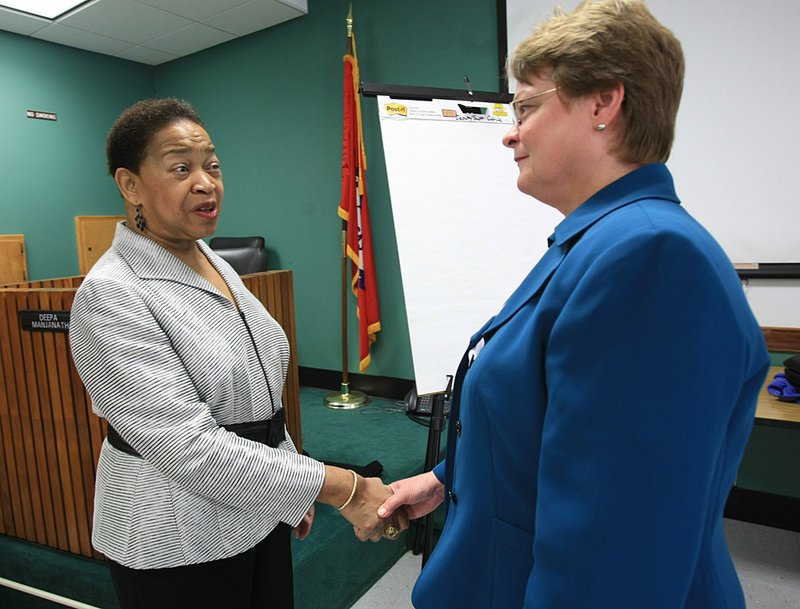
[337,469,358,511]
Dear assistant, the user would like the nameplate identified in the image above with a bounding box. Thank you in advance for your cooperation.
[19,310,71,332]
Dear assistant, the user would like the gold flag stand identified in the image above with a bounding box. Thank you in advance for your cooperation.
[325,8,369,409]
[323,224,369,409]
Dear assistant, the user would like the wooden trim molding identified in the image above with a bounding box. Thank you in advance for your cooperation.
[762,327,800,352]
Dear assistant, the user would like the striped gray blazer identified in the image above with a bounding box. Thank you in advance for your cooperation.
[69,222,324,569]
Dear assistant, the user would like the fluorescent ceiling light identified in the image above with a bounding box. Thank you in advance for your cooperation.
[0,0,88,19]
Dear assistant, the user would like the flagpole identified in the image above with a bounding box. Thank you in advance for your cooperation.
[324,4,368,409]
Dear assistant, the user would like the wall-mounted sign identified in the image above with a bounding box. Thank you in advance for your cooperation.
[19,310,70,332]
[26,109,57,121]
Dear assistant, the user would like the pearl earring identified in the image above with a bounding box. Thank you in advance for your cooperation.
[595,123,607,132]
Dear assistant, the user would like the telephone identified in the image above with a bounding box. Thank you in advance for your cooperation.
[404,385,451,416]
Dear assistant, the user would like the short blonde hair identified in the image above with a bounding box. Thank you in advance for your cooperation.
[508,0,684,164]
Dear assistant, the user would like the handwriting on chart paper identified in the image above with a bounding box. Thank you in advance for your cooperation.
[455,114,505,123]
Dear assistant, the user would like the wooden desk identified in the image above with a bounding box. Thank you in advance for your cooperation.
[755,366,800,429]
[727,364,800,531]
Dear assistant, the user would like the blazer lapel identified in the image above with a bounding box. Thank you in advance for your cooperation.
[478,239,568,341]
[112,222,227,298]
[443,238,567,508]
[470,164,679,344]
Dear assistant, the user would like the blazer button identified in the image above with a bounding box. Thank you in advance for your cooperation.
[448,490,458,504]
[456,420,462,435]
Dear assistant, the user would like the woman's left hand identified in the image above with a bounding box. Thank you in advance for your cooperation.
[293,505,315,540]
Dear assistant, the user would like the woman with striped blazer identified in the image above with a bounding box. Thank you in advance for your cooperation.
[69,98,401,609]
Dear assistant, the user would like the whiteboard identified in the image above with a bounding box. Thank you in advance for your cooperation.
[377,96,561,394]
[505,0,800,266]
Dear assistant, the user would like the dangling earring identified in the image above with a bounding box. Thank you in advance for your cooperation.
[595,123,607,132]
[135,205,147,231]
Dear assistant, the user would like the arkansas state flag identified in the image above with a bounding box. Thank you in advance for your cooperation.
[338,37,380,371]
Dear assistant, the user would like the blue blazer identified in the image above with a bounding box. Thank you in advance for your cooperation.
[413,165,769,609]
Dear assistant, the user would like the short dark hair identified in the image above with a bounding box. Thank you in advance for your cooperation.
[106,98,204,176]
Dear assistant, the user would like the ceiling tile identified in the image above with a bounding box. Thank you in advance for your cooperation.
[204,0,304,37]
[0,6,49,35]
[32,22,133,54]
[115,44,177,65]
[60,0,191,45]
[134,0,250,22]
[143,21,234,56]
[277,0,307,12]
[0,0,310,65]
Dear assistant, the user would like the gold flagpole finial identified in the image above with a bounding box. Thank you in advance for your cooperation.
[346,3,353,38]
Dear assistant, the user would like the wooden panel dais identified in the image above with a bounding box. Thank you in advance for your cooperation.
[0,235,27,285]
[75,216,124,275]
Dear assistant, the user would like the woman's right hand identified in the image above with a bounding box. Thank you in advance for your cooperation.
[340,475,408,541]
[377,471,444,521]
[317,466,406,541]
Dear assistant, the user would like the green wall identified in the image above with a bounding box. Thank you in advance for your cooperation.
[1,0,499,380]
[0,30,154,279]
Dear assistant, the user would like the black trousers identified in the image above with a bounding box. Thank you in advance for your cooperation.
[107,523,294,609]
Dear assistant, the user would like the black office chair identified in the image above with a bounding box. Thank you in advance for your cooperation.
[209,236,269,275]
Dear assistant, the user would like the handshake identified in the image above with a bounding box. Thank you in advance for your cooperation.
[304,468,445,542]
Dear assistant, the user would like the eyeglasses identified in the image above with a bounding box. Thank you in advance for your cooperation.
[510,87,559,125]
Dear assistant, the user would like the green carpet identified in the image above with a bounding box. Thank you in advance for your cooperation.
[0,386,438,609]
[0,538,117,608]
[292,387,435,609]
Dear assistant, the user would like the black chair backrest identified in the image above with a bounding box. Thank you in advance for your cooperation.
[209,236,265,250]
[209,236,268,275]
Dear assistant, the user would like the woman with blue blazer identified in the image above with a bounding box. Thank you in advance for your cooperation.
[378,1,769,607]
